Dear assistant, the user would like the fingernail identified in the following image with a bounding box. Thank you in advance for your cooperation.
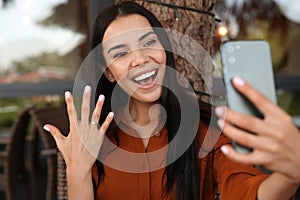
[98,95,104,102]
[221,146,229,154]
[233,76,245,86]
[84,85,91,93]
[215,107,224,116]
[43,125,50,132]
[217,118,225,128]
[65,91,71,99]
[108,112,114,118]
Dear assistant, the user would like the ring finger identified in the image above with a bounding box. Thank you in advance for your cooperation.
[90,94,105,127]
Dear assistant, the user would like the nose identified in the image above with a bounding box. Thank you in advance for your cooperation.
[130,49,149,67]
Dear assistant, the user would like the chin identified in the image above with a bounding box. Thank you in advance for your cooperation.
[132,87,162,103]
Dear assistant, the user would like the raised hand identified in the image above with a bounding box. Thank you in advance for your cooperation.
[43,85,114,171]
[215,77,300,183]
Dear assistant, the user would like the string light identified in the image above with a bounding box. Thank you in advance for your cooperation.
[174,8,179,21]
[217,25,228,37]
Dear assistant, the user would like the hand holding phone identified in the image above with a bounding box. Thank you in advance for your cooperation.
[221,40,277,154]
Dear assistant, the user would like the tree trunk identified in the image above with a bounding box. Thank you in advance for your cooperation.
[116,0,216,96]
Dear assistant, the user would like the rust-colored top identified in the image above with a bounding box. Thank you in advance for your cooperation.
[92,121,268,200]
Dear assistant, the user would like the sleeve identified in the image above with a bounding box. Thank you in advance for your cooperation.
[214,135,269,200]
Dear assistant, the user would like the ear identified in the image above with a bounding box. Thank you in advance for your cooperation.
[104,69,116,82]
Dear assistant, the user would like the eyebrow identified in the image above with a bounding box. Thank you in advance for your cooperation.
[138,31,156,42]
[107,44,127,55]
[107,31,156,55]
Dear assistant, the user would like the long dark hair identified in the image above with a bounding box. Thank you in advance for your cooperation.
[91,1,213,199]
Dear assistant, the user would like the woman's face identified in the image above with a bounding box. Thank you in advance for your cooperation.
[102,14,167,104]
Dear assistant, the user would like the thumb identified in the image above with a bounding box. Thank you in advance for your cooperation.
[43,124,65,145]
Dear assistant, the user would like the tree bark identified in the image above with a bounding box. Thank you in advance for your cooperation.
[116,0,216,96]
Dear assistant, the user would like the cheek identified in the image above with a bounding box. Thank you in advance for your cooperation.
[108,62,127,81]
[156,50,167,65]
[109,69,123,81]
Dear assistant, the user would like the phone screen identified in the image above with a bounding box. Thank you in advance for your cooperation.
[221,40,277,154]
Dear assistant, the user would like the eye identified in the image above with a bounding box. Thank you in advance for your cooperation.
[143,39,157,47]
[113,51,127,59]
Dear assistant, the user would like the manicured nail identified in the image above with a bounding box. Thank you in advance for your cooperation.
[217,118,225,128]
[221,146,229,154]
[43,125,50,132]
[215,107,224,117]
[108,112,114,118]
[98,95,104,102]
[233,76,245,86]
[65,91,71,99]
[84,85,91,93]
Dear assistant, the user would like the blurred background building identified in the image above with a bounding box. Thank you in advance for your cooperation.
[0,0,299,119]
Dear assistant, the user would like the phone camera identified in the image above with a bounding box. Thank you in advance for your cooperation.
[228,56,236,64]
[227,45,234,53]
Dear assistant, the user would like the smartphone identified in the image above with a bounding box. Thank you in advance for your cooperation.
[221,40,277,154]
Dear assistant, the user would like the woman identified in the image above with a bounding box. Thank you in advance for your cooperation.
[43,1,300,200]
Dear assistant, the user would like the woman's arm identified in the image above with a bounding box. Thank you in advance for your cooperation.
[215,77,300,199]
[66,165,94,200]
[258,172,298,200]
[43,86,114,200]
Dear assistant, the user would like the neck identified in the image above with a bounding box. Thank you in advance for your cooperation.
[122,98,164,148]
[126,98,160,126]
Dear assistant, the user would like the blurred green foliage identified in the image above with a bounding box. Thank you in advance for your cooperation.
[277,91,300,116]
[0,99,29,127]
[0,96,63,128]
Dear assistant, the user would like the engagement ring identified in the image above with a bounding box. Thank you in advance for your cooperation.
[91,121,98,125]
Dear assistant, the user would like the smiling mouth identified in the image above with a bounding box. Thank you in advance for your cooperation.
[132,69,158,85]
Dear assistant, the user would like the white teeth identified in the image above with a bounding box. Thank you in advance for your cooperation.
[134,70,156,82]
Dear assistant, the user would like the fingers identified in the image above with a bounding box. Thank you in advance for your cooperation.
[99,112,114,135]
[217,119,264,149]
[231,77,277,116]
[231,77,292,132]
[65,91,79,130]
[215,106,269,136]
[90,95,105,126]
[220,144,281,167]
[43,124,65,145]
[89,94,114,138]
[220,145,256,165]
[215,106,281,155]
[64,87,113,136]
[81,85,92,122]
